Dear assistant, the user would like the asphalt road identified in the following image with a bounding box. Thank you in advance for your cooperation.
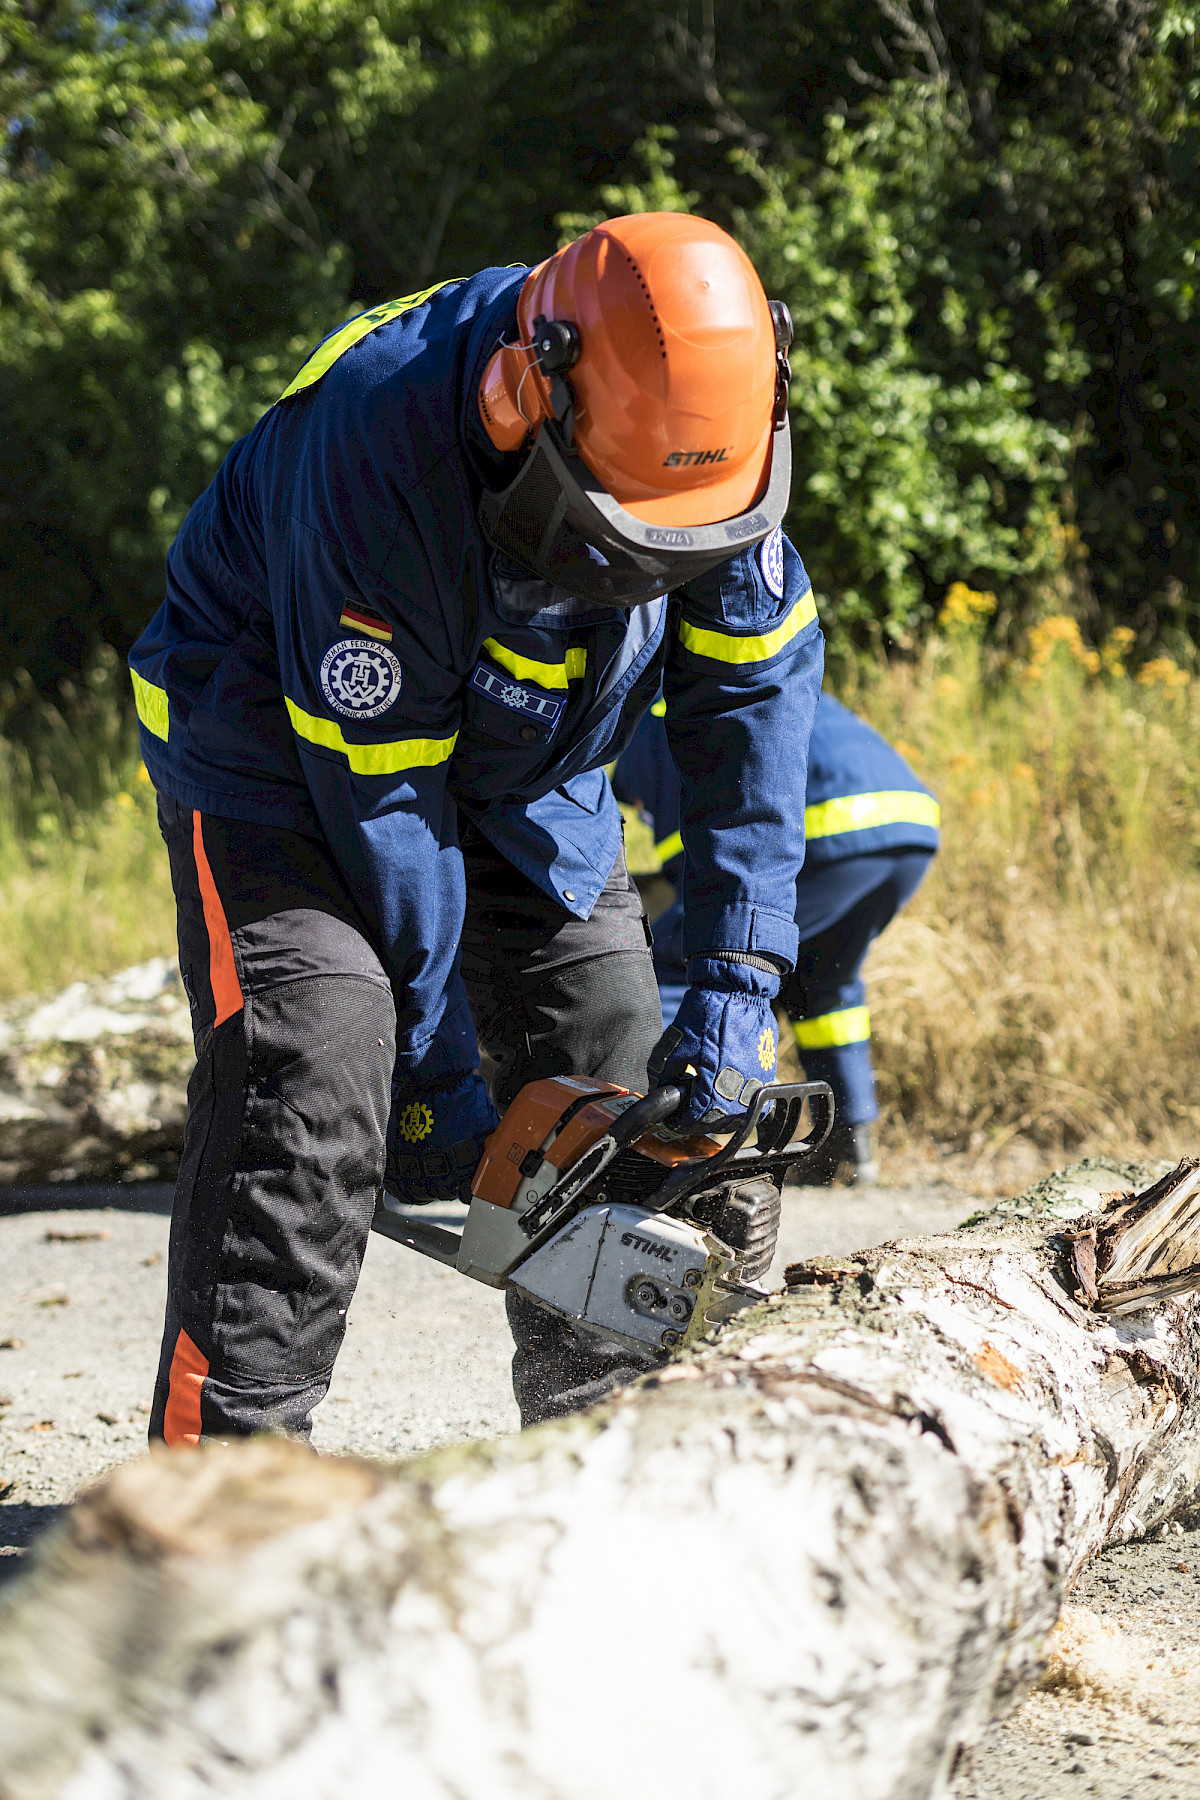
[2,1178,1198,1798]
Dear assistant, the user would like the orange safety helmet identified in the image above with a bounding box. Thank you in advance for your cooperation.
[476,212,792,607]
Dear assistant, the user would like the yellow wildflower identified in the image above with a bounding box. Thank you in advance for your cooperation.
[938,582,997,633]
[1024,615,1100,679]
[1137,657,1190,690]
[1101,625,1136,677]
[967,780,1001,808]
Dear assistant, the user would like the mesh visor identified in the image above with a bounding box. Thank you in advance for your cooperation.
[479,419,791,607]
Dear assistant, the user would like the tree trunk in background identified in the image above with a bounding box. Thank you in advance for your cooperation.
[1,1161,1198,1800]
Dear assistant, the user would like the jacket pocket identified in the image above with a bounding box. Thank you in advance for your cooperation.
[554,769,607,814]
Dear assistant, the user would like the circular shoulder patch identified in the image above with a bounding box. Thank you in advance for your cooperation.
[759,526,785,599]
[320,640,403,719]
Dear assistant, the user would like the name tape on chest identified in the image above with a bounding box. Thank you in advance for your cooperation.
[470,663,565,728]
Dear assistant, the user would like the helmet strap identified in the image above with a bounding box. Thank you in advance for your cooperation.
[770,300,794,428]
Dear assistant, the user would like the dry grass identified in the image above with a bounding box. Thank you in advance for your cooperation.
[0,785,176,1002]
[0,653,175,1001]
[842,612,1200,1162]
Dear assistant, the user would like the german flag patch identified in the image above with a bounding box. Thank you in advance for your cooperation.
[339,603,393,643]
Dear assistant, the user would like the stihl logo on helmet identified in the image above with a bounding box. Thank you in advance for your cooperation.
[476,213,792,607]
[663,449,732,467]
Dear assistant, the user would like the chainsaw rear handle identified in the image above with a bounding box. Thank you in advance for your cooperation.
[612,1082,691,1142]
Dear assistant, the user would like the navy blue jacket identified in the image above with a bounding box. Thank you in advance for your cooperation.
[130,270,824,1091]
[613,692,939,886]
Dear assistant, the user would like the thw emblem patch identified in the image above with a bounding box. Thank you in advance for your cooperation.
[759,527,785,599]
[321,640,402,718]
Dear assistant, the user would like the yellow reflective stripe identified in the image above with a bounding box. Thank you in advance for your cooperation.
[277,281,457,401]
[805,790,941,840]
[677,591,817,665]
[651,697,667,717]
[482,638,586,690]
[285,698,456,776]
[655,830,683,863]
[794,1007,871,1049]
[130,670,169,743]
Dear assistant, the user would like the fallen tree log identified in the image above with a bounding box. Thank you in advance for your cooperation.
[2,1157,1200,1800]
[0,959,191,1183]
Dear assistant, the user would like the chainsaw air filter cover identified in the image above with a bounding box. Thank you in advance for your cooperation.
[470,1075,722,1214]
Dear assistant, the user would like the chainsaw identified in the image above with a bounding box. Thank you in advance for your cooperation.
[371,1077,834,1359]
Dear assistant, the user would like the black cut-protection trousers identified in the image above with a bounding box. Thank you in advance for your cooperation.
[149,798,661,1445]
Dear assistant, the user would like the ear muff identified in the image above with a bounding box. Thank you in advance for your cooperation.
[478,341,542,451]
[478,316,582,453]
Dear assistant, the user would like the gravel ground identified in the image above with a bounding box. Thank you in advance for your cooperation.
[952,1519,1200,1799]
[2,1173,1199,1797]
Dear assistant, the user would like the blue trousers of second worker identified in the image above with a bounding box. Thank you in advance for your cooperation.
[656,979,689,1023]
[652,850,934,1127]
[783,850,934,1125]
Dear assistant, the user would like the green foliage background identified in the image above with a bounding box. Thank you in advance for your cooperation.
[1,0,1197,682]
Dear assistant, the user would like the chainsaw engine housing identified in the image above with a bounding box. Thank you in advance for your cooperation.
[457,1076,722,1286]
[507,1202,734,1355]
[374,1073,835,1360]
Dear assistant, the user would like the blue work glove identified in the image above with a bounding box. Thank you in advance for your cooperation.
[384,1070,499,1206]
[647,955,781,1132]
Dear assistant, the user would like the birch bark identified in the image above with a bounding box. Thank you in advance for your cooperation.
[1,1159,1197,1800]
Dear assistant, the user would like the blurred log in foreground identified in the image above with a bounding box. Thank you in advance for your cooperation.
[2,1159,1200,1800]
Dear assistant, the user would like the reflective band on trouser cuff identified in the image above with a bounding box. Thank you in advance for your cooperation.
[285,699,457,776]
[483,638,586,690]
[131,669,169,742]
[277,281,457,401]
[677,592,818,664]
[163,1327,208,1446]
[794,1007,871,1049]
[805,790,941,839]
[655,831,683,864]
[193,813,244,1028]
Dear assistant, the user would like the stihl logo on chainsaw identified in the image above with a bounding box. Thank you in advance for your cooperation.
[620,1232,675,1261]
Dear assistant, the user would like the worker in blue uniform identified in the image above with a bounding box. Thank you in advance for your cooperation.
[613,693,939,1184]
[128,212,825,1437]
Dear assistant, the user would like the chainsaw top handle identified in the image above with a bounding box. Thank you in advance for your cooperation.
[517,1078,834,1241]
[639,1077,835,1214]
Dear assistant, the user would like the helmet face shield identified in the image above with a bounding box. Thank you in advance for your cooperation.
[478,416,792,608]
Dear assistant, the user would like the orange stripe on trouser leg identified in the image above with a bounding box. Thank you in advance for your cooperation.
[192,811,243,1027]
[163,1328,209,1446]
